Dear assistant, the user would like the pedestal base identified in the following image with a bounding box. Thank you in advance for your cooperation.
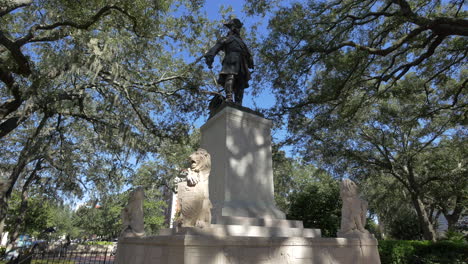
[115,234,381,264]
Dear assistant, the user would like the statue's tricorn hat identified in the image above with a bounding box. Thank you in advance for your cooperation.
[224,18,243,29]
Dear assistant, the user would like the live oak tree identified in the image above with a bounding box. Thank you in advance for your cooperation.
[0,0,218,234]
[74,202,107,239]
[288,75,464,241]
[418,135,467,231]
[245,0,467,241]
[247,0,467,99]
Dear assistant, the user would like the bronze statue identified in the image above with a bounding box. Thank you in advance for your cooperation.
[204,18,254,105]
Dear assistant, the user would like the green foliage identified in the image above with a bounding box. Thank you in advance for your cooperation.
[272,146,296,212]
[131,129,200,192]
[143,189,167,235]
[272,147,341,237]
[384,207,423,241]
[378,240,468,264]
[248,0,467,241]
[48,204,81,239]
[5,191,53,238]
[4,190,79,245]
[74,193,126,239]
[73,186,168,238]
[442,229,467,244]
[287,179,341,237]
[252,0,467,103]
[277,73,465,241]
[0,0,220,228]
[276,158,341,237]
[74,204,106,239]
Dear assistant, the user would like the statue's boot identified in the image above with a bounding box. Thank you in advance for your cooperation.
[224,75,235,102]
[234,86,244,105]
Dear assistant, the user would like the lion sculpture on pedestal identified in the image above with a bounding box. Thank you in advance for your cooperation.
[337,179,372,238]
[120,187,145,238]
[175,148,212,228]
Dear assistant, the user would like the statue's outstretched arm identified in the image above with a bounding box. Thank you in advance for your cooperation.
[204,40,223,68]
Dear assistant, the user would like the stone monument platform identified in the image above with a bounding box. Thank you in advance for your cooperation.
[115,105,380,263]
[116,234,380,264]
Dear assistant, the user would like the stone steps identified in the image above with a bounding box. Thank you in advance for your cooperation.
[214,215,304,228]
[158,225,321,238]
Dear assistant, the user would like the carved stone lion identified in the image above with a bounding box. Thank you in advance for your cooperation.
[120,187,145,238]
[175,148,212,228]
[337,179,371,238]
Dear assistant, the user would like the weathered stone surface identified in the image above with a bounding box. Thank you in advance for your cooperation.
[120,187,145,238]
[214,215,304,228]
[200,106,285,220]
[175,149,212,228]
[337,179,373,238]
[159,225,321,238]
[116,235,381,264]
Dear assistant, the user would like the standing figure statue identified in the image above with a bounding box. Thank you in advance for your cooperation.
[204,18,254,105]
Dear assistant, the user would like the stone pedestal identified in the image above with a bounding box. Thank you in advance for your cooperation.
[200,104,285,220]
[115,105,381,264]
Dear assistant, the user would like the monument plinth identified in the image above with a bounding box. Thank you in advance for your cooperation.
[201,104,285,220]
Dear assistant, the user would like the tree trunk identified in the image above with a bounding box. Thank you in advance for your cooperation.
[0,115,49,228]
[0,204,6,236]
[411,194,437,241]
[0,192,11,236]
[444,210,462,230]
[442,194,464,230]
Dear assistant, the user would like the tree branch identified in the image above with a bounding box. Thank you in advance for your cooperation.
[5,114,50,198]
[16,5,140,46]
[385,34,446,82]
[345,1,395,23]
[0,31,32,75]
[99,71,187,96]
[20,159,43,196]
[0,69,25,120]
[308,25,432,57]
[0,0,32,17]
